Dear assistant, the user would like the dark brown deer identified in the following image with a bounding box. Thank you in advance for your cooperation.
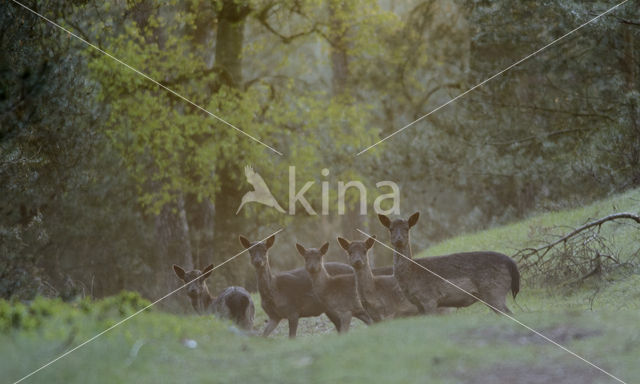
[337,236,418,322]
[172,264,254,330]
[240,234,354,338]
[296,242,373,332]
[378,212,520,314]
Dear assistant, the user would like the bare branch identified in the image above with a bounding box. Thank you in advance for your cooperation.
[254,2,319,44]
[515,212,640,262]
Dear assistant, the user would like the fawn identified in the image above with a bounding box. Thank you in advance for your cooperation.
[240,234,353,338]
[337,235,418,322]
[378,212,520,314]
[172,264,254,330]
[297,242,373,332]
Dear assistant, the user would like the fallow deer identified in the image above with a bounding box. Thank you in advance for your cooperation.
[240,234,354,338]
[172,264,254,330]
[378,212,520,314]
[297,242,373,332]
[337,236,418,322]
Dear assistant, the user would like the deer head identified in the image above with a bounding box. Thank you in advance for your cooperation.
[378,212,419,250]
[172,264,214,314]
[239,234,276,269]
[337,236,376,270]
[296,242,329,275]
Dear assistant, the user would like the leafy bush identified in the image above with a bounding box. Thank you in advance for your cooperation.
[0,291,151,333]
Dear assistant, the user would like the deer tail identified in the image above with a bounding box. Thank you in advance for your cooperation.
[505,257,520,299]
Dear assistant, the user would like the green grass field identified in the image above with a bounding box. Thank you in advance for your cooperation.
[3,189,640,384]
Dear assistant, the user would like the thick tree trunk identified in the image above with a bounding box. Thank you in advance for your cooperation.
[622,26,640,186]
[215,0,249,87]
[328,0,349,95]
[328,1,363,238]
[212,0,250,286]
[155,193,194,290]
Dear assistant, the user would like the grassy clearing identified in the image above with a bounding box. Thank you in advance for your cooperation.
[3,305,639,384]
[422,188,640,262]
[2,189,640,383]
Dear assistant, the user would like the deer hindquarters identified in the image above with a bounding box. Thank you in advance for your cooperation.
[216,286,255,330]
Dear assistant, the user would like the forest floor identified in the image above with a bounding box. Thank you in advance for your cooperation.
[3,188,640,384]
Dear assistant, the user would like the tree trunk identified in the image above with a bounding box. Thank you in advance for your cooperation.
[622,25,640,186]
[328,0,349,95]
[215,0,249,88]
[328,1,363,238]
[211,0,250,286]
[155,193,194,290]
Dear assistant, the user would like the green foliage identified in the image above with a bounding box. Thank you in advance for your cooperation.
[0,297,68,332]
[94,290,152,319]
[3,293,640,383]
[0,291,150,333]
[85,0,383,216]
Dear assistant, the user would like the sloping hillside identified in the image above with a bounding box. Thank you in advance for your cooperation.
[3,189,640,384]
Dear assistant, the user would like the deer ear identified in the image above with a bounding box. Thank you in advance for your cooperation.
[239,235,251,249]
[202,264,214,280]
[365,236,376,249]
[337,237,350,250]
[319,242,329,255]
[172,264,186,281]
[408,212,420,228]
[265,235,276,249]
[296,243,307,257]
[378,214,391,228]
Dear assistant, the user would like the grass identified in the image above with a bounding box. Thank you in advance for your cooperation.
[2,189,640,384]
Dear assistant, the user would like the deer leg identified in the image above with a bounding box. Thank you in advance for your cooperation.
[325,311,342,332]
[354,310,373,325]
[262,317,280,337]
[287,315,299,339]
[484,293,512,315]
[338,313,352,333]
[415,296,439,315]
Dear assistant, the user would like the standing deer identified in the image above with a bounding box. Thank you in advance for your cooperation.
[378,212,520,314]
[296,242,373,332]
[239,234,354,338]
[337,235,418,322]
[172,264,254,330]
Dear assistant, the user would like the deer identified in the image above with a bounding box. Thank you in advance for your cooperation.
[378,212,520,315]
[336,235,418,322]
[172,264,254,330]
[239,234,355,338]
[296,242,373,332]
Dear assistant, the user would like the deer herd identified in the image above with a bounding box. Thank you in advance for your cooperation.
[172,212,521,338]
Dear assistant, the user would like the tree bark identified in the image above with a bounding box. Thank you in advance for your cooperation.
[328,0,349,95]
[215,0,250,88]
[212,0,250,285]
[155,193,194,273]
[622,25,640,186]
[327,1,363,238]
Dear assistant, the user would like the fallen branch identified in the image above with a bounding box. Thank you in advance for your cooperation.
[513,212,640,286]
[515,212,640,261]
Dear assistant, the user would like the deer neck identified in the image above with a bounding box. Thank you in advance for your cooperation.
[309,264,330,294]
[354,262,376,298]
[203,285,214,309]
[192,286,214,314]
[393,241,412,276]
[255,260,274,297]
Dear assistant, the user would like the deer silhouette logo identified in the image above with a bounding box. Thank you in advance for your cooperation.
[236,165,286,214]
